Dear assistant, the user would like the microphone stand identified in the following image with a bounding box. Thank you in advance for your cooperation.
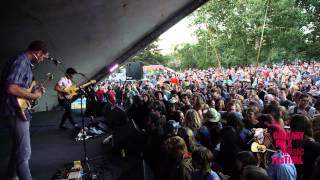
[51,59,67,75]
[50,59,102,177]
[79,86,107,179]
[78,86,96,178]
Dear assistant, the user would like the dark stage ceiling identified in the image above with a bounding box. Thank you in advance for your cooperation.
[0,0,207,111]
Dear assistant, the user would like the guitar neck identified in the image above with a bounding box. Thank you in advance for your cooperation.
[79,80,96,89]
[80,82,91,89]
[266,149,277,153]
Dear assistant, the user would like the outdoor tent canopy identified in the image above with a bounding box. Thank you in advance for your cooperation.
[0,0,207,111]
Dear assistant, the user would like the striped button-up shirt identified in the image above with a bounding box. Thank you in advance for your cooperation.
[0,52,33,118]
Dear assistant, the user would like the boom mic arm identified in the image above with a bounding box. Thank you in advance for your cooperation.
[48,57,62,64]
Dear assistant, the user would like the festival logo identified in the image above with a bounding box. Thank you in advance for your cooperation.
[272,131,304,164]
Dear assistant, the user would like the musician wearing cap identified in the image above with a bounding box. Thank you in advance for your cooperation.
[0,41,48,180]
[54,67,78,129]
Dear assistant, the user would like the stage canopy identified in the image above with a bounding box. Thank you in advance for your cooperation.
[0,0,207,111]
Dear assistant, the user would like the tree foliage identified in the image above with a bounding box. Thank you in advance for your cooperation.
[296,0,320,59]
[174,0,317,69]
[128,40,172,66]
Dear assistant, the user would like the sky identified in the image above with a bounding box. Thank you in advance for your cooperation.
[158,17,197,55]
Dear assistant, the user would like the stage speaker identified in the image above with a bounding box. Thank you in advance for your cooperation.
[126,62,143,80]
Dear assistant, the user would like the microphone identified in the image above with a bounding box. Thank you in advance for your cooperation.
[48,57,62,64]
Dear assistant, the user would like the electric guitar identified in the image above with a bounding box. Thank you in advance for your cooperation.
[64,80,96,99]
[17,73,54,120]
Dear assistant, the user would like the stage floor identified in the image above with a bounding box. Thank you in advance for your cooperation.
[0,110,142,180]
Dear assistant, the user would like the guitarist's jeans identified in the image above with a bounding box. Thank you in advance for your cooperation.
[58,99,76,127]
[5,115,32,180]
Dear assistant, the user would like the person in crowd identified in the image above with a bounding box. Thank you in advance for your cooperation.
[172,93,183,110]
[215,98,225,112]
[244,107,260,130]
[235,151,258,178]
[226,101,238,113]
[192,146,221,180]
[218,126,243,179]
[311,156,320,180]
[184,109,202,135]
[207,98,216,109]
[240,165,269,180]
[226,112,251,148]
[165,120,182,138]
[167,98,181,122]
[263,103,287,151]
[159,136,193,180]
[181,93,193,113]
[95,84,106,102]
[193,94,205,121]
[292,91,302,106]
[202,108,222,153]
[257,82,267,101]
[264,94,276,106]
[176,110,185,124]
[106,85,116,106]
[312,116,320,142]
[244,87,263,109]
[279,87,294,109]
[267,151,297,180]
[153,98,167,115]
[141,92,154,111]
[288,93,316,119]
[290,114,320,180]
[144,111,165,172]
[114,82,123,105]
[179,127,198,153]
[155,90,165,104]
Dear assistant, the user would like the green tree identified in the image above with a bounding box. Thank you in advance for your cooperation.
[296,0,320,60]
[129,40,172,66]
[174,0,312,69]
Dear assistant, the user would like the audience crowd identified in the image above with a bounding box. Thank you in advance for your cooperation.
[94,62,320,180]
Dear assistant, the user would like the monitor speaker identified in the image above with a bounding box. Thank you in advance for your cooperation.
[126,62,143,80]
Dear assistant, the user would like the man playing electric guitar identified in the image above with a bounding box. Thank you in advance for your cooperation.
[54,67,78,129]
[0,41,48,180]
